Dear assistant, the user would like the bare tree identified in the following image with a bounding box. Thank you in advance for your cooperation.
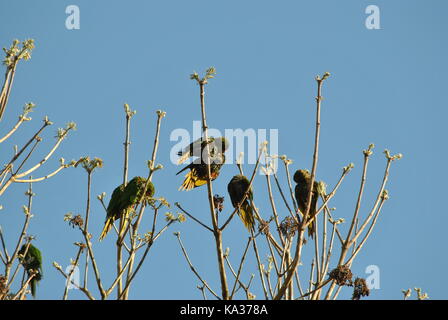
[54,106,184,300]
[0,38,405,300]
[175,68,402,300]
[0,39,77,300]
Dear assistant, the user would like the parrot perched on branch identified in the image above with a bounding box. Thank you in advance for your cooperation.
[294,169,319,238]
[177,136,229,165]
[99,176,155,240]
[177,154,225,191]
[227,174,256,232]
[18,243,43,298]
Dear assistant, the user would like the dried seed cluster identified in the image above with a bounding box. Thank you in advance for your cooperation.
[279,216,299,238]
[329,265,353,286]
[352,277,370,300]
[68,214,84,229]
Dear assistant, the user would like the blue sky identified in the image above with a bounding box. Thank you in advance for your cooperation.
[0,0,446,299]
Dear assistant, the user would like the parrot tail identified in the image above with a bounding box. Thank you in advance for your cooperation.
[30,277,37,298]
[178,171,206,191]
[99,212,130,241]
[307,217,316,238]
[239,201,255,232]
[99,217,114,241]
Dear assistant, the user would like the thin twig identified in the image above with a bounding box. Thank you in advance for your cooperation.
[82,172,106,299]
[63,246,84,300]
[0,114,31,143]
[251,231,269,300]
[274,72,329,300]
[229,237,252,299]
[175,232,221,300]
[122,109,165,300]
[175,203,213,233]
[0,118,50,179]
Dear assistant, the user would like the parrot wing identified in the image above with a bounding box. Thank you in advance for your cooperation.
[100,183,126,240]
[209,137,229,157]
[123,176,155,206]
[106,184,126,218]
[177,137,215,164]
[18,244,43,297]
[227,175,252,207]
[227,175,255,232]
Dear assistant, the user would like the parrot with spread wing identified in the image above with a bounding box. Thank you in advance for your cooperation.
[177,136,229,165]
[100,176,155,240]
[177,153,225,191]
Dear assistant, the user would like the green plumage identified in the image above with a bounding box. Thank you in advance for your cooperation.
[18,243,43,298]
[227,175,256,232]
[294,169,319,238]
[123,176,155,206]
[177,136,229,165]
[100,176,155,240]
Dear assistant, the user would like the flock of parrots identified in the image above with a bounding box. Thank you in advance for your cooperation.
[18,136,319,298]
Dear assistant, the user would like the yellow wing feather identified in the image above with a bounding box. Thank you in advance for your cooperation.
[239,202,255,232]
[99,209,130,241]
[178,169,207,191]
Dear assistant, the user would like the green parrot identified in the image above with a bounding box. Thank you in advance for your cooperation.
[100,176,155,240]
[227,175,256,232]
[177,154,225,191]
[18,243,43,298]
[294,169,319,238]
[177,136,229,165]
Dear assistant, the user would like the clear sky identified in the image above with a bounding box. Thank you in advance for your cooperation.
[0,0,446,300]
